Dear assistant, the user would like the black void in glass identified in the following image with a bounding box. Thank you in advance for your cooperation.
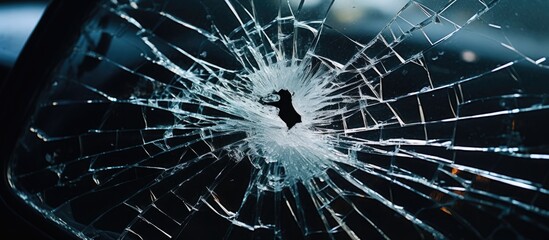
[260,89,302,129]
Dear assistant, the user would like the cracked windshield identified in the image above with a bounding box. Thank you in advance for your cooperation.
[6,0,549,239]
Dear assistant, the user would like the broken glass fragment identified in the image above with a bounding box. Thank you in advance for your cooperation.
[4,0,549,239]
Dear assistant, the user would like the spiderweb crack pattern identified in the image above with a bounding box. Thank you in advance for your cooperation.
[8,0,549,239]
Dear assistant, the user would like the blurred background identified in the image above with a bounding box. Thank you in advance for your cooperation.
[0,0,51,238]
[0,0,49,79]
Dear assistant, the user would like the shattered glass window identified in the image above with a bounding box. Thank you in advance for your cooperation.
[5,0,549,239]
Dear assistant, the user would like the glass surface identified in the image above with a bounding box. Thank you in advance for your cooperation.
[7,0,549,239]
